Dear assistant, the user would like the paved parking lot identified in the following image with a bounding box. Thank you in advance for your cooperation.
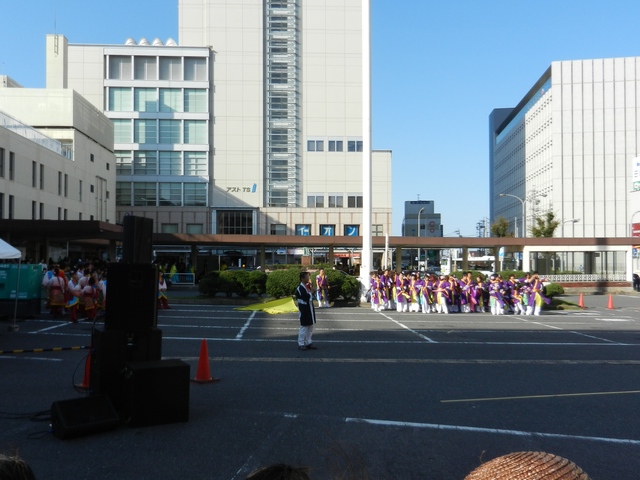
[1,295,640,479]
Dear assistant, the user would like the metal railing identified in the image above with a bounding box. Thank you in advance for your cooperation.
[168,273,195,286]
[546,273,628,283]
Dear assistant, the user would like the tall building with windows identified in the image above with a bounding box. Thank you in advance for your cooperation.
[48,0,392,237]
[491,57,640,239]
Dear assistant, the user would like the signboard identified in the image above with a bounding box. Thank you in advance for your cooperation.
[633,157,640,190]
[632,223,640,237]
[498,247,505,259]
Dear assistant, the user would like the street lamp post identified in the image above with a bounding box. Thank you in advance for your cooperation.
[417,207,425,269]
[561,218,580,237]
[499,193,525,237]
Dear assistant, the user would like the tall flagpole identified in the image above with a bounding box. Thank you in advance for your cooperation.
[360,0,372,297]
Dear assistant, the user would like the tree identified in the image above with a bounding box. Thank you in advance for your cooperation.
[531,211,560,238]
[490,216,513,238]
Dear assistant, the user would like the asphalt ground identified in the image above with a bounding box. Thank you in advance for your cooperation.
[1,294,640,479]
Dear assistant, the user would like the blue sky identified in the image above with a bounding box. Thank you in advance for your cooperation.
[2,1,640,235]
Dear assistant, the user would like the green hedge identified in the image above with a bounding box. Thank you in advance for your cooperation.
[199,269,268,297]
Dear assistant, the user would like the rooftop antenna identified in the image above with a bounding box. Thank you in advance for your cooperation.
[417,194,420,201]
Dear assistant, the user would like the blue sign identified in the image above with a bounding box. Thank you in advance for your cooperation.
[321,225,334,236]
[345,225,359,236]
[296,225,310,236]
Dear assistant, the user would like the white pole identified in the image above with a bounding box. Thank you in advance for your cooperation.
[360,0,372,297]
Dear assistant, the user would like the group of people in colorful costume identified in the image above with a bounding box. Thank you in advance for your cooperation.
[42,264,106,323]
[368,270,550,316]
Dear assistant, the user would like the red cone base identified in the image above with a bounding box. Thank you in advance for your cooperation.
[192,339,220,383]
[75,351,92,390]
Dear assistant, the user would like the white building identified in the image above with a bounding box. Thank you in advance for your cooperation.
[0,79,116,224]
[491,58,640,239]
[49,0,392,238]
[490,57,640,277]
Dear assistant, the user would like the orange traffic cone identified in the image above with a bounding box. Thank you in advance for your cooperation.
[578,293,585,309]
[607,294,615,310]
[192,339,220,383]
[75,351,92,390]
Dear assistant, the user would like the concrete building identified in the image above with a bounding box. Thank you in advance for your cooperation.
[48,0,392,239]
[490,57,640,276]
[0,78,116,259]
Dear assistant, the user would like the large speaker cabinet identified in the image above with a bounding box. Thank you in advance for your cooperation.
[122,215,153,263]
[122,359,190,427]
[51,395,120,440]
[105,262,158,332]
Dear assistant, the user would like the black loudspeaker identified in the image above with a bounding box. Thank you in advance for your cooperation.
[51,395,120,440]
[122,215,153,263]
[105,262,158,332]
[90,328,163,411]
[123,359,190,428]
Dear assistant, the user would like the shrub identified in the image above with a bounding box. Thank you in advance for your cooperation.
[266,268,302,299]
[198,271,221,296]
[544,282,564,298]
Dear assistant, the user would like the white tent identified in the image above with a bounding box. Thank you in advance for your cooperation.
[0,238,21,259]
[0,238,23,330]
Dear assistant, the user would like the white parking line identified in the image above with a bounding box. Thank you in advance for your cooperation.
[236,311,257,340]
[345,417,640,446]
[378,312,437,343]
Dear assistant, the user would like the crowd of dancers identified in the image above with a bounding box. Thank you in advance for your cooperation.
[368,270,550,316]
[42,261,171,322]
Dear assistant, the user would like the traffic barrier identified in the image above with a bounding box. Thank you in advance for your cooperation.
[192,339,220,383]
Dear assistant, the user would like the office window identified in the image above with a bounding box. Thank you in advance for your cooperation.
[90,153,94,163]
[108,56,132,80]
[161,223,179,234]
[159,120,181,143]
[106,163,110,171]
[79,180,82,202]
[348,140,363,152]
[133,151,157,175]
[58,172,62,195]
[347,195,363,208]
[307,195,324,208]
[186,224,204,234]
[307,140,324,152]
[63,209,67,220]
[134,56,157,80]
[328,140,343,152]
[32,161,37,187]
[0,148,4,177]
[134,88,158,112]
[184,57,207,81]
[32,201,36,220]
[115,151,133,175]
[372,224,384,236]
[9,152,14,180]
[184,183,207,206]
[158,183,182,206]
[64,174,68,197]
[184,152,208,176]
[328,195,343,208]
[270,224,286,235]
[295,224,310,236]
[90,185,95,193]
[108,87,132,111]
[159,151,182,175]
[320,225,335,236]
[184,120,207,144]
[116,182,132,206]
[160,88,182,113]
[39,164,44,190]
[216,210,253,235]
[8,195,14,219]
[159,57,182,81]
[133,182,156,206]
[57,207,61,221]
[113,119,132,143]
[184,89,207,113]
[134,119,157,143]
[39,203,44,220]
